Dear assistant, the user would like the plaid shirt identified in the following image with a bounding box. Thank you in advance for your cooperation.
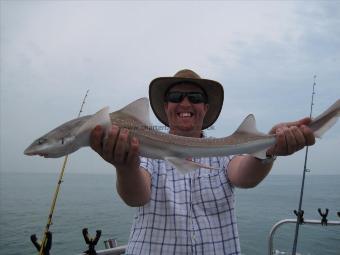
[126,156,241,255]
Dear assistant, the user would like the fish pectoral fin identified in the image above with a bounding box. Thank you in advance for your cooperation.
[250,149,268,160]
[75,106,111,146]
[165,157,218,175]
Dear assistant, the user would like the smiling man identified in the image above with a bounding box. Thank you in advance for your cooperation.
[164,84,209,137]
[90,69,315,255]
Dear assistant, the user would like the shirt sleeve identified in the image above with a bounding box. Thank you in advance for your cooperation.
[139,156,154,175]
[221,155,235,172]
[221,155,236,188]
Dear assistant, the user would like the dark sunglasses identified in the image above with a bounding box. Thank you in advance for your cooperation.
[165,91,208,104]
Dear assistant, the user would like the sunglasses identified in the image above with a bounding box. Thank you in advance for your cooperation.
[165,91,208,104]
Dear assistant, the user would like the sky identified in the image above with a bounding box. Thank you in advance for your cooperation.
[1,1,339,175]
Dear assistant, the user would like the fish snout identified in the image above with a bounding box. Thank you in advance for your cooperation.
[24,147,45,157]
[24,147,34,156]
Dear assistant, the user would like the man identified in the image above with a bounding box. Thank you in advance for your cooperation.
[90,69,315,254]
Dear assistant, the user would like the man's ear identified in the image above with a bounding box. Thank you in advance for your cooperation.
[164,102,169,116]
[204,104,209,114]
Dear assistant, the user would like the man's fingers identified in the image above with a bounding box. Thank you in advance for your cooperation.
[271,128,286,155]
[90,125,140,170]
[127,137,140,165]
[285,117,312,128]
[114,128,129,163]
[284,127,298,155]
[90,125,104,154]
[291,126,306,151]
[103,126,119,161]
[269,117,312,135]
[301,125,316,146]
[268,116,316,157]
[270,124,316,157]
[271,127,297,156]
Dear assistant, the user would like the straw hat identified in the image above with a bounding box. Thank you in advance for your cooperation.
[149,69,224,129]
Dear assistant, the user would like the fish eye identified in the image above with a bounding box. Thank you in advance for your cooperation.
[38,138,47,145]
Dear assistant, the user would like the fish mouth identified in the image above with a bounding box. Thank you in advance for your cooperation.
[24,148,47,157]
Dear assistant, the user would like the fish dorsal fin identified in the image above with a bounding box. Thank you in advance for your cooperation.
[234,114,269,159]
[118,97,152,126]
[234,114,265,135]
[75,106,111,146]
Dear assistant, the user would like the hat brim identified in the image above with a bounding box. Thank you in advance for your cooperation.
[149,77,224,130]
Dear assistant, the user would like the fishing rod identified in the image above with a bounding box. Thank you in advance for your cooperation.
[291,76,317,255]
[36,90,90,255]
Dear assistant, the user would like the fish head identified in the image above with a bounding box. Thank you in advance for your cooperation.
[24,115,93,158]
[24,124,74,158]
[24,132,75,158]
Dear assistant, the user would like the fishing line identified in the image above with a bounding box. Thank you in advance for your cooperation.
[38,90,90,255]
[291,76,316,255]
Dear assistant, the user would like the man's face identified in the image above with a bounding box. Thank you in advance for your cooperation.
[164,83,209,137]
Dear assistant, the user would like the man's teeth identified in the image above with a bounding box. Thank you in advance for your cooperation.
[179,112,193,117]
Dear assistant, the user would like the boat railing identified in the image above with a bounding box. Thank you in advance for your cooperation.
[268,218,340,255]
[77,217,340,255]
[79,245,127,255]
[93,245,127,255]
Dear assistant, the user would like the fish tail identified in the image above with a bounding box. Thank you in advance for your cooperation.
[311,99,340,138]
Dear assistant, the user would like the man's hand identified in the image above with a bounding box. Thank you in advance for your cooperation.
[90,125,151,206]
[229,117,316,189]
[90,125,140,172]
[267,117,316,156]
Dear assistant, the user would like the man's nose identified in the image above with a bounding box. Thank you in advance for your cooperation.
[179,96,191,106]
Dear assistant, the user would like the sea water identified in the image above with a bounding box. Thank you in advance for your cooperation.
[0,172,339,255]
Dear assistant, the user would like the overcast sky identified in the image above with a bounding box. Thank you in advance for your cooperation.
[1,1,339,175]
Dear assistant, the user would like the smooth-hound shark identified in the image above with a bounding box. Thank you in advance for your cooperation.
[24,98,340,173]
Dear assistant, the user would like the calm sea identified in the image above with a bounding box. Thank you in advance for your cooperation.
[0,172,339,255]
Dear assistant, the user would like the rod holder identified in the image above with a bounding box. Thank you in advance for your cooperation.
[82,228,102,255]
[30,231,52,255]
[318,208,329,226]
[294,210,304,224]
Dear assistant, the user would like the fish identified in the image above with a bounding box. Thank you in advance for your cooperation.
[24,98,340,173]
